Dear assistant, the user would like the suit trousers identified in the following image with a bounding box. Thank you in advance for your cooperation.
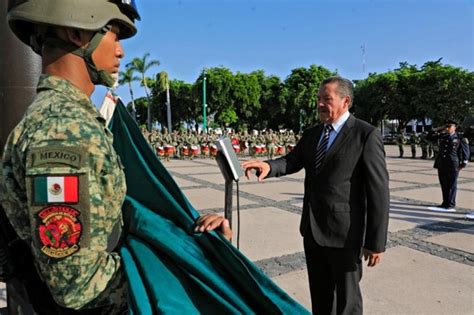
[304,230,363,315]
[437,166,459,208]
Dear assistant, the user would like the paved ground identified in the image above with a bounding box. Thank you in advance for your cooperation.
[1,145,473,314]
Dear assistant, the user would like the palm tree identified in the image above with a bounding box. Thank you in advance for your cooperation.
[126,53,160,130]
[157,71,172,132]
[118,68,140,121]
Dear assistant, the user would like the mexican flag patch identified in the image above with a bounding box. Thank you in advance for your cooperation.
[33,176,79,204]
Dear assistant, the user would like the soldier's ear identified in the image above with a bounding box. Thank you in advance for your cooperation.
[64,28,93,48]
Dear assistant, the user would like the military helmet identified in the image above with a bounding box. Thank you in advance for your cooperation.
[8,0,140,48]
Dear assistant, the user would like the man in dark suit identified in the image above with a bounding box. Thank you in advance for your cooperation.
[242,76,389,315]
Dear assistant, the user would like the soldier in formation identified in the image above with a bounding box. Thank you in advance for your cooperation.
[395,132,406,158]
[140,128,298,159]
[419,131,431,159]
[409,131,419,158]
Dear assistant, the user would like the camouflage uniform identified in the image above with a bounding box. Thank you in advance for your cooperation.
[200,133,210,158]
[409,133,419,158]
[286,132,296,154]
[0,75,127,310]
[171,131,180,159]
[265,131,276,159]
[161,129,172,161]
[395,133,406,158]
[188,132,198,160]
[420,132,430,159]
[257,133,266,157]
[247,132,256,158]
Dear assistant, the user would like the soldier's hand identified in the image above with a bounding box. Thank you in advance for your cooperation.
[194,214,232,241]
[241,160,270,182]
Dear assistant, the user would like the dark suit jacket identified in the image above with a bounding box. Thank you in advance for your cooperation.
[266,115,389,253]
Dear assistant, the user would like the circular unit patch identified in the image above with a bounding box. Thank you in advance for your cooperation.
[37,205,82,258]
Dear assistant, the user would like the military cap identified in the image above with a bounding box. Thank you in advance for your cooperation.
[444,119,458,126]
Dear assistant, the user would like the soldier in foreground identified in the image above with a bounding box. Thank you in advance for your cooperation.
[0,0,230,313]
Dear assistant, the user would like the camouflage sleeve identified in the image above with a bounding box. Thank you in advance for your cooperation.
[23,116,127,309]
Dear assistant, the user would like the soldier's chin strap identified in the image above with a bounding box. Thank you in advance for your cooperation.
[43,26,117,88]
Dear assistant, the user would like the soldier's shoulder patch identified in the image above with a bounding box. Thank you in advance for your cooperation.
[37,205,82,259]
[31,175,79,205]
[26,172,91,252]
[27,146,87,169]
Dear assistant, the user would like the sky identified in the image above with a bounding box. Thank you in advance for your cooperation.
[92,0,474,107]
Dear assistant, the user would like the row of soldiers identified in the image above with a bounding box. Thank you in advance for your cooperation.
[395,131,440,159]
[141,128,301,160]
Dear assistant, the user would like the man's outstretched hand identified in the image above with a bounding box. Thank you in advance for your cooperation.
[195,214,232,241]
[241,160,270,182]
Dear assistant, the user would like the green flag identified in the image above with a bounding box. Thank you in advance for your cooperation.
[109,99,310,314]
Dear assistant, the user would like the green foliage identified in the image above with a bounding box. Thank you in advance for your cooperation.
[217,106,239,126]
[157,71,170,92]
[152,79,197,129]
[127,97,149,126]
[127,53,161,88]
[248,71,283,130]
[118,68,140,86]
[282,65,336,130]
[125,54,472,132]
[418,60,473,126]
[118,68,140,119]
[354,60,473,130]
[195,67,235,125]
[126,53,160,130]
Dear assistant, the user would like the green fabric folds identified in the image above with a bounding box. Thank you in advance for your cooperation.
[109,100,309,314]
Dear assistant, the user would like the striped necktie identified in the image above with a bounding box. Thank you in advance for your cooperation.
[315,124,333,170]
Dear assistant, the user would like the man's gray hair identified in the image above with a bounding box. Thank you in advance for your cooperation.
[321,76,354,107]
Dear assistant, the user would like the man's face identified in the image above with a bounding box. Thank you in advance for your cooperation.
[92,24,124,76]
[317,82,350,124]
[446,124,456,134]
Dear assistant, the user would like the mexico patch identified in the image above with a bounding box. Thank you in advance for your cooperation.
[28,146,85,169]
[37,205,82,258]
[33,176,79,204]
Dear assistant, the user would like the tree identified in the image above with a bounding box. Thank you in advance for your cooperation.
[157,71,172,131]
[417,60,473,126]
[391,63,422,130]
[354,60,474,131]
[353,72,398,128]
[118,68,140,120]
[282,65,335,130]
[251,71,284,130]
[126,96,149,127]
[194,67,236,127]
[232,71,262,130]
[126,53,160,130]
[354,64,421,131]
[152,79,198,130]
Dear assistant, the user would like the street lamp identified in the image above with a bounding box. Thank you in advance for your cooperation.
[202,70,207,133]
[299,109,304,133]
